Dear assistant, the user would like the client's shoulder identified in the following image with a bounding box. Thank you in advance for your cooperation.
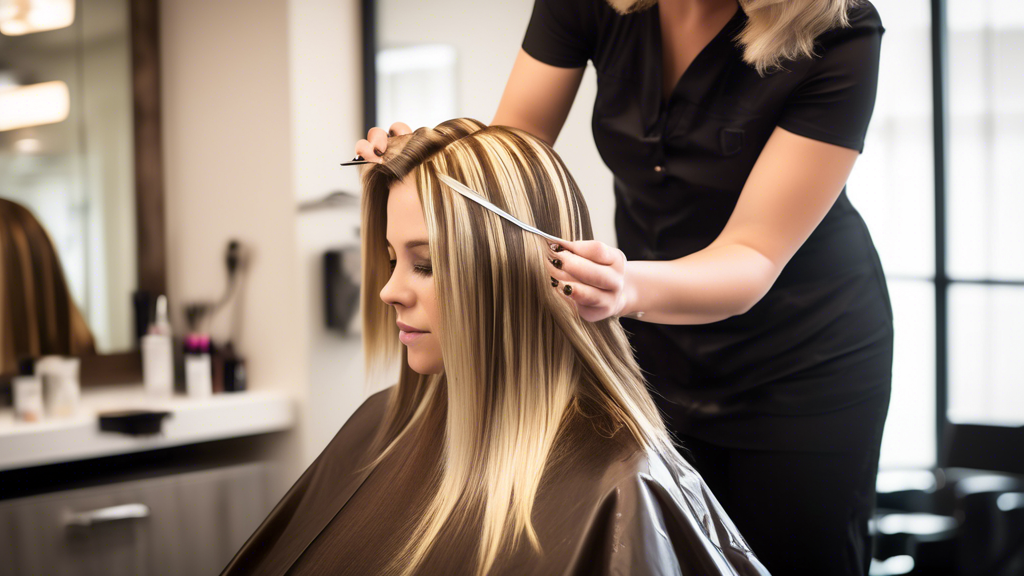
[320,385,395,455]
[353,385,395,420]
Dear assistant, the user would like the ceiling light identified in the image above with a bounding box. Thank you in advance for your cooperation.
[0,81,70,131]
[0,0,75,36]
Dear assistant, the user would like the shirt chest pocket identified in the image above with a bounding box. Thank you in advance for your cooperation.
[663,101,773,189]
[665,100,766,156]
[719,127,745,156]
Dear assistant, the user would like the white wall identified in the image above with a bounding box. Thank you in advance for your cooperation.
[161,0,307,474]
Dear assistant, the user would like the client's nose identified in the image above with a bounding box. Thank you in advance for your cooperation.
[379,270,413,309]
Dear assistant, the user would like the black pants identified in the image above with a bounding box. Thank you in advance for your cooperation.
[677,434,882,576]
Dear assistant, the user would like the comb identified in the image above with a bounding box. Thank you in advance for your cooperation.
[436,174,566,245]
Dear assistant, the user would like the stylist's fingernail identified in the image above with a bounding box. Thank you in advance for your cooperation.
[551,258,562,270]
[562,284,573,296]
[373,147,384,157]
[553,245,565,253]
[549,243,558,251]
[550,276,558,287]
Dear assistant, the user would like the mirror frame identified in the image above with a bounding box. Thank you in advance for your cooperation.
[80,0,166,386]
[361,0,376,134]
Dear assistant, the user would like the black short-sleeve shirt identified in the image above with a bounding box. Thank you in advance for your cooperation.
[522,1,894,452]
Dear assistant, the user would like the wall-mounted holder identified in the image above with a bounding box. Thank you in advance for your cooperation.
[324,246,361,336]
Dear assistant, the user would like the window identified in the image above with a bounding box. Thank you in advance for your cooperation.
[854,0,1024,468]
[946,0,1024,425]
[849,0,937,468]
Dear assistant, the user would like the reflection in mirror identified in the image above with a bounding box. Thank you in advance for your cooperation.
[375,0,534,129]
[0,199,97,376]
[376,44,456,130]
[0,0,137,356]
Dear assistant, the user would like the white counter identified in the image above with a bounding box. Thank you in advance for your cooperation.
[0,386,294,471]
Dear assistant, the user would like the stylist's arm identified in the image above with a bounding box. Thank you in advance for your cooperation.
[546,126,860,324]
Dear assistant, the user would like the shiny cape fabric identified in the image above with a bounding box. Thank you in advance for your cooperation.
[220,387,770,576]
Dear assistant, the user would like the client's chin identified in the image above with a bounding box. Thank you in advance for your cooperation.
[406,339,444,375]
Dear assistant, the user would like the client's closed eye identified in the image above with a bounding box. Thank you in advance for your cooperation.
[388,258,433,277]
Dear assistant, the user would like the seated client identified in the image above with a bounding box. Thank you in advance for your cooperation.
[220,118,769,576]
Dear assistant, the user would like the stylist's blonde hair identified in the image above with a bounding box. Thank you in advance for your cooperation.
[737,0,862,75]
[360,118,685,576]
[606,0,861,76]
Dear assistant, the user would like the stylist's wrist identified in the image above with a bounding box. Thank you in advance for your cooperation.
[617,260,643,320]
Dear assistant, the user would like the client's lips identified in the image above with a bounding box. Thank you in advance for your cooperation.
[397,321,428,345]
[397,321,426,333]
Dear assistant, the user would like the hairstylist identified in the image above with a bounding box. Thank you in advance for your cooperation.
[356,1,892,573]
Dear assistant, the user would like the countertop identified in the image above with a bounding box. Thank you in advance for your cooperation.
[0,386,294,471]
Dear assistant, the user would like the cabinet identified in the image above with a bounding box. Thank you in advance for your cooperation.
[0,462,278,576]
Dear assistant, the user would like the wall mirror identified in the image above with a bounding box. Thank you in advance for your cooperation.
[0,0,164,381]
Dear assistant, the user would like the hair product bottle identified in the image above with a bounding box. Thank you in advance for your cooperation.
[142,295,175,397]
[12,375,43,422]
[49,357,80,417]
[184,333,213,398]
[35,356,80,418]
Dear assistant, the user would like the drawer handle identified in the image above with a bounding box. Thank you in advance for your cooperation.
[65,503,151,527]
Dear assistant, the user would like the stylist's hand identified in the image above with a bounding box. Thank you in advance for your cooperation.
[546,240,633,323]
[354,122,413,163]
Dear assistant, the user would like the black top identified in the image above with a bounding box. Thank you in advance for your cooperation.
[522,1,894,451]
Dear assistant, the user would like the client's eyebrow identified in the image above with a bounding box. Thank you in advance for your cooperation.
[386,240,429,250]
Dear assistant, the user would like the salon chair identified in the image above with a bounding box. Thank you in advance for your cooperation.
[871,424,1024,576]
[872,469,957,575]
[953,475,1024,576]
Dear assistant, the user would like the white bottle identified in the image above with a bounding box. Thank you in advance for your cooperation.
[13,375,44,422]
[35,356,79,418]
[184,334,213,398]
[142,295,175,398]
[48,357,81,417]
[34,355,62,376]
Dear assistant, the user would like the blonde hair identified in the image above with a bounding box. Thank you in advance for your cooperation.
[605,0,861,76]
[360,118,685,576]
[736,0,862,75]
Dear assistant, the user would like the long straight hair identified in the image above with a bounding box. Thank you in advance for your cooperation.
[360,118,685,576]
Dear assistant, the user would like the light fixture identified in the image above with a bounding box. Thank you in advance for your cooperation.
[0,80,70,131]
[14,138,42,153]
[0,0,75,36]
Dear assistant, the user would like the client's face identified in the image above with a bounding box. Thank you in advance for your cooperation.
[379,176,443,375]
